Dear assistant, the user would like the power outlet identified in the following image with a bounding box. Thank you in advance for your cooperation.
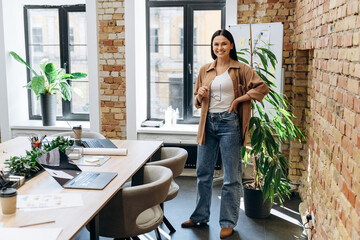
[311,211,315,228]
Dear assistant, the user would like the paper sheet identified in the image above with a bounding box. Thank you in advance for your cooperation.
[17,193,83,210]
[82,148,128,156]
[0,228,62,240]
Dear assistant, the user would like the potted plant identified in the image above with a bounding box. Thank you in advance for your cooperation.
[237,29,304,218]
[9,51,87,126]
[5,136,74,179]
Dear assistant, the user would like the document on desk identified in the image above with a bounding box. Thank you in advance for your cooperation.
[0,228,62,240]
[17,193,83,211]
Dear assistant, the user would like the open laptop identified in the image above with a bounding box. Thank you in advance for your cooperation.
[35,147,117,190]
[81,138,117,148]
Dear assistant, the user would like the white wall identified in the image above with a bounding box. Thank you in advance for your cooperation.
[0,0,99,141]
[125,0,147,140]
[86,0,100,133]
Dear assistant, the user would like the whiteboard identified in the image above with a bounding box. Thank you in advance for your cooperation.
[229,23,284,104]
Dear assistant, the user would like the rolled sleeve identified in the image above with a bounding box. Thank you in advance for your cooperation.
[245,66,269,102]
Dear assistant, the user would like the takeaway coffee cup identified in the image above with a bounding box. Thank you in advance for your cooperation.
[73,125,82,146]
[0,188,17,215]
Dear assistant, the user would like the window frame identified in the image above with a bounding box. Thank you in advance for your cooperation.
[146,0,225,124]
[24,4,89,121]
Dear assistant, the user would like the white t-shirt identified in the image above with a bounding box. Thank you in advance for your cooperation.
[209,70,235,113]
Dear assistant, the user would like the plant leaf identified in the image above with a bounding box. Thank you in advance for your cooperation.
[31,76,46,96]
[10,51,38,76]
[44,63,57,84]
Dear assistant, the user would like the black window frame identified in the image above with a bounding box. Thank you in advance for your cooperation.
[24,4,89,121]
[146,0,225,124]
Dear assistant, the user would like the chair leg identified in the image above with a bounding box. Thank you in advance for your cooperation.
[163,215,176,233]
[155,228,162,240]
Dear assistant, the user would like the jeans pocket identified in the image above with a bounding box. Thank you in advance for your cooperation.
[221,111,238,122]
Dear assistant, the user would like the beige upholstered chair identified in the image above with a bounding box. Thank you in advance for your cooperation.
[50,131,106,139]
[87,165,172,240]
[146,147,188,233]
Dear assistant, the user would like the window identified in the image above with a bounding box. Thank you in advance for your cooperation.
[31,28,43,52]
[24,5,89,121]
[147,0,225,123]
[150,28,159,53]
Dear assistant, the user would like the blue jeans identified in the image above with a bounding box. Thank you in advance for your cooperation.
[190,111,243,228]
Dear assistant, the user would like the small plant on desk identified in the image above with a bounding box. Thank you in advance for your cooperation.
[5,136,74,178]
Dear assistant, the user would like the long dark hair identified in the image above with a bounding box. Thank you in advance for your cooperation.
[210,29,238,61]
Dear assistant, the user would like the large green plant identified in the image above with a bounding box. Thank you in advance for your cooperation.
[238,34,304,206]
[9,51,87,100]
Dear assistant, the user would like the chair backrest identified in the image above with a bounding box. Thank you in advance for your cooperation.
[50,131,106,139]
[147,147,188,178]
[96,165,172,238]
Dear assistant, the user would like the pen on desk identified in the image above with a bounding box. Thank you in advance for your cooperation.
[19,220,56,228]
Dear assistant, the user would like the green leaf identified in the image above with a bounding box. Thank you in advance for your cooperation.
[237,56,249,64]
[31,76,46,96]
[60,82,72,101]
[44,63,57,84]
[10,51,39,76]
[39,58,49,73]
[70,72,88,79]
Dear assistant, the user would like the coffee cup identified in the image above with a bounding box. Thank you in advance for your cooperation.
[0,188,17,215]
[73,125,82,146]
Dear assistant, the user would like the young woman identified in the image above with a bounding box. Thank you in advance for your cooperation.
[181,29,269,239]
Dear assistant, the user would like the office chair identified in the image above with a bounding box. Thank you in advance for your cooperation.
[50,131,106,139]
[146,147,188,233]
[87,165,172,240]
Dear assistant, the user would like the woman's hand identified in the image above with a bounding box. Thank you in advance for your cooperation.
[228,98,240,114]
[197,86,209,102]
[228,94,251,114]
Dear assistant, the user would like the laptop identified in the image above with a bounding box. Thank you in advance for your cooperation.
[81,138,117,148]
[35,147,117,190]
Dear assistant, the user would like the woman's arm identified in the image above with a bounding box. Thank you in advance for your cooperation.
[229,65,269,114]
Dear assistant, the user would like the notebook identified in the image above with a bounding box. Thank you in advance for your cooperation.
[35,147,117,190]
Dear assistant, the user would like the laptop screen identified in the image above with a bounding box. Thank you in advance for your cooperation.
[36,147,82,186]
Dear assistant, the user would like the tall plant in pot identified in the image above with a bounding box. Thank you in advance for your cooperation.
[237,30,304,218]
[10,51,87,126]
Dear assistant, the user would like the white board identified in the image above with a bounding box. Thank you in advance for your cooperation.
[229,23,284,116]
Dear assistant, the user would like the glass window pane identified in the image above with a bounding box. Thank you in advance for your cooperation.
[150,7,184,119]
[150,45,184,119]
[69,13,89,115]
[71,82,89,113]
[68,12,87,45]
[28,9,59,45]
[192,10,221,117]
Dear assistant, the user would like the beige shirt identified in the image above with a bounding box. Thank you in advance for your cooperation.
[194,59,270,146]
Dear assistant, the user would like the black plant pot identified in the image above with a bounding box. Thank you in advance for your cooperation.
[244,184,272,218]
[40,94,57,126]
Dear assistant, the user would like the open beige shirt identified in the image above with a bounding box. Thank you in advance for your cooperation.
[194,58,270,146]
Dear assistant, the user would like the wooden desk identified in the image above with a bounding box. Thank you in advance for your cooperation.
[0,137,162,240]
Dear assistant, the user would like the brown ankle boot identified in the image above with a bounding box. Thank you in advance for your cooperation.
[220,228,233,239]
[181,220,196,228]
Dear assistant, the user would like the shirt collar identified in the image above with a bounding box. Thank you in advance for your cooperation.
[206,58,241,72]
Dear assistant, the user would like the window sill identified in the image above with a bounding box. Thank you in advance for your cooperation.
[11,120,90,131]
[137,124,198,135]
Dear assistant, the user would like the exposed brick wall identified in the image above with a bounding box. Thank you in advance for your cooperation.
[295,0,360,239]
[237,0,304,184]
[97,0,126,139]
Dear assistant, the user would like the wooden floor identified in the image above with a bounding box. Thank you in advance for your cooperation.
[75,176,307,240]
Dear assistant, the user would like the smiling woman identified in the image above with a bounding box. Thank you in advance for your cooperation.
[181,29,269,239]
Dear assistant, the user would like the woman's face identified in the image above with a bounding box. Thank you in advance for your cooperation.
[212,35,233,60]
